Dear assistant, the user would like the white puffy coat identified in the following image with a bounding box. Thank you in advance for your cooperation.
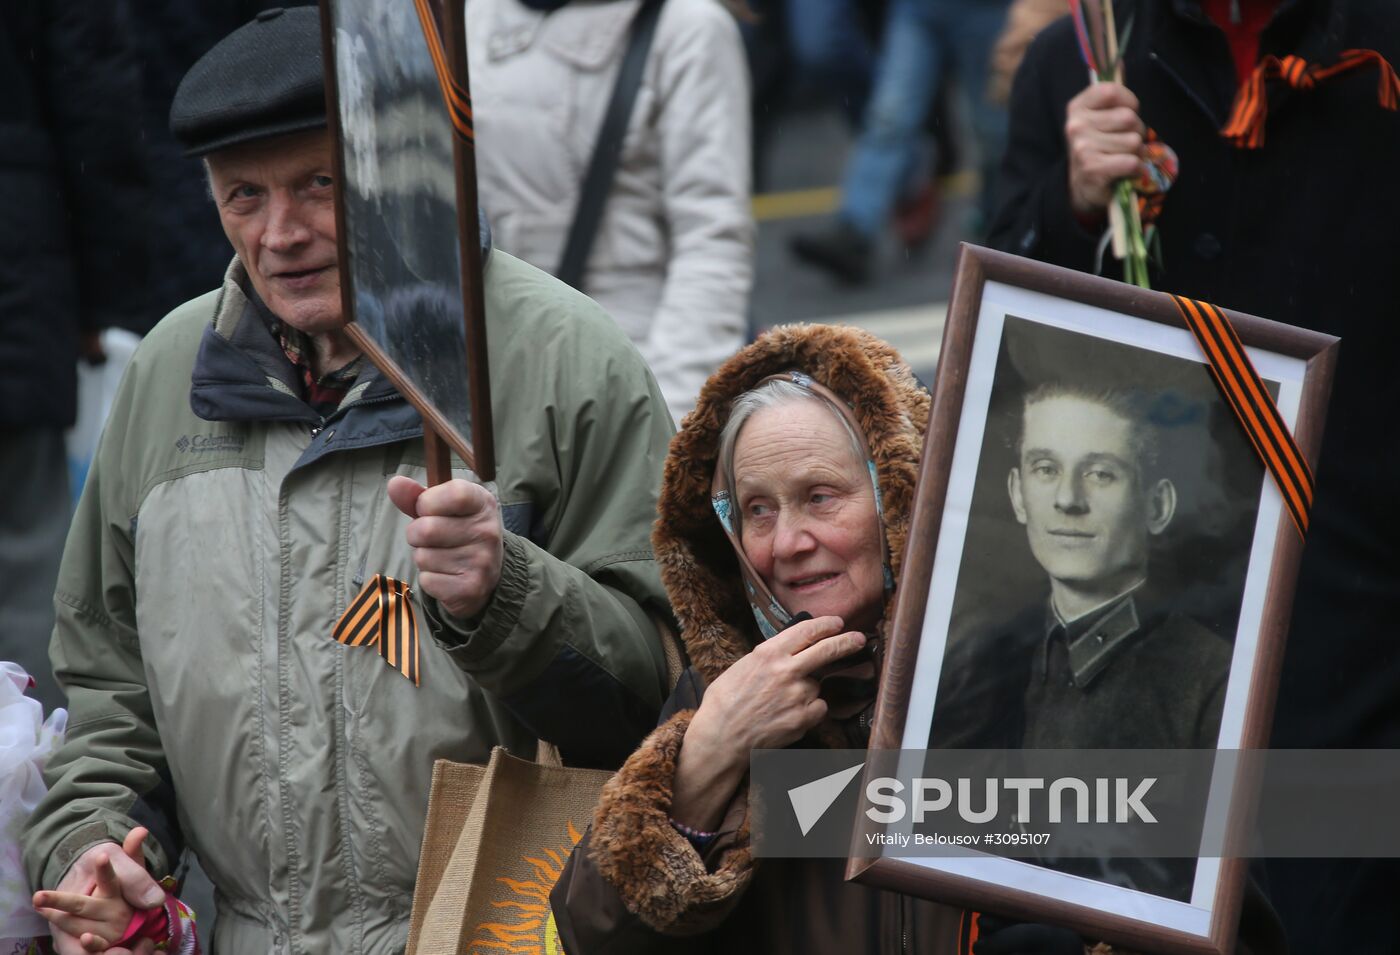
[467,0,754,423]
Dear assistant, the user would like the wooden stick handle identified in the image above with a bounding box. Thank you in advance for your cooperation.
[439,0,496,483]
[424,425,453,487]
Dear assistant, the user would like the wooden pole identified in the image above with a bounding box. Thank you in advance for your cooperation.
[423,425,454,487]
[438,0,496,484]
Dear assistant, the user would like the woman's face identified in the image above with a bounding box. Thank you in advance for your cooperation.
[732,400,885,632]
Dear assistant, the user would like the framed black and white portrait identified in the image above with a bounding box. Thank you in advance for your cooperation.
[848,246,1337,955]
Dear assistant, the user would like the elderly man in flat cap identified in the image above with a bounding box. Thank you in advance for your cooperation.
[22,7,676,953]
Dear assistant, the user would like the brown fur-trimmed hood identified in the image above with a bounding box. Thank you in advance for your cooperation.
[655,323,931,686]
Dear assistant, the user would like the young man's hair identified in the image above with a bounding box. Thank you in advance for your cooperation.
[1014,381,1162,484]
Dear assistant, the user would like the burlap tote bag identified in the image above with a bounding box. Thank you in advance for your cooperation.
[406,744,612,954]
[407,618,685,953]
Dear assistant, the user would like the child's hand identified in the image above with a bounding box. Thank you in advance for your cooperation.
[34,828,152,953]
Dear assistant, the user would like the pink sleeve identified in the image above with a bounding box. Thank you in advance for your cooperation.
[115,887,202,954]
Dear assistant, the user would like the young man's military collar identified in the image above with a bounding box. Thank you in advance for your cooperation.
[1041,591,1145,690]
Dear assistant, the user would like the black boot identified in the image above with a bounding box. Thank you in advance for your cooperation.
[789,220,874,284]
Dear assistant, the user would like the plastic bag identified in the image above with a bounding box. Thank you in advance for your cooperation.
[0,663,66,946]
[67,327,141,508]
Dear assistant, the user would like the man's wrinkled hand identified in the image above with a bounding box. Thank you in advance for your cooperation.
[44,828,162,955]
[387,475,503,620]
[1064,81,1148,219]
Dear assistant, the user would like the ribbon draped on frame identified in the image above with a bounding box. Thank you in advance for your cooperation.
[333,574,422,686]
[1171,296,1314,539]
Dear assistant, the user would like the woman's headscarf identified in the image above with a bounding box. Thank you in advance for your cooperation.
[708,371,894,640]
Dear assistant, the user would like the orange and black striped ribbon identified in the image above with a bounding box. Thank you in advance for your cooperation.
[1222,48,1400,148]
[332,574,421,686]
[412,0,474,142]
[1171,296,1313,539]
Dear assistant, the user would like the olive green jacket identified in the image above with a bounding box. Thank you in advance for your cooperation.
[24,249,675,954]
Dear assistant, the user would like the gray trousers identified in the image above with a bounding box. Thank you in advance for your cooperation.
[0,428,71,714]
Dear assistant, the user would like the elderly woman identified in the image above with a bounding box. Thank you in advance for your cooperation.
[551,325,1284,955]
[549,322,963,952]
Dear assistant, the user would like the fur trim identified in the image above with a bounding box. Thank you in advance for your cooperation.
[657,323,930,685]
[587,711,754,934]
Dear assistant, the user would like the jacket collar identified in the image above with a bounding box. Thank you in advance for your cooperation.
[190,267,423,472]
[540,0,640,70]
[1041,588,1144,689]
[1034,580,1186,690]
[190,258,323,426]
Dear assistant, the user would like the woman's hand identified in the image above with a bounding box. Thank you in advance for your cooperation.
[694,616,867,754]
[670,617,868,832]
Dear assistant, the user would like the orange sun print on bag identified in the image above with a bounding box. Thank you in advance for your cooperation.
[467,822,585,955]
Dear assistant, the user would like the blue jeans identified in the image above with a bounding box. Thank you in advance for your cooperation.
[838,0,1011,236]
[782,0,875,125]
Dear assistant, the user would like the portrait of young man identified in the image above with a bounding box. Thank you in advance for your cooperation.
[1005,380,1231,751]
[929,317,1269,757]
[923,317,1273,902]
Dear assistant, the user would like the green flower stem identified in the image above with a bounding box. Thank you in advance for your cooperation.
[1113,178,1150,289]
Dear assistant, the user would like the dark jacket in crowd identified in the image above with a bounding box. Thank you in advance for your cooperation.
[0,0,151,429]
[126,0,285,319]
[988,0,1400,948]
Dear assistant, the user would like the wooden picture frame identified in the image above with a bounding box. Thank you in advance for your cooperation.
[319,0,494,484]
[846,245,1338,954]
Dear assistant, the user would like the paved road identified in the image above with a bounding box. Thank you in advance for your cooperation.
[750,105,984,383]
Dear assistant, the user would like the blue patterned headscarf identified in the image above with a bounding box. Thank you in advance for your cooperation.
[710,371,894,640]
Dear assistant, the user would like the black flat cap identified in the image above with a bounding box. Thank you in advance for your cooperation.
[171,6,326,157]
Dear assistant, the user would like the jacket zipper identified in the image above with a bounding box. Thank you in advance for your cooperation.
[295,393,406,472]
[344,393,401,411]
[313,392,402,435]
